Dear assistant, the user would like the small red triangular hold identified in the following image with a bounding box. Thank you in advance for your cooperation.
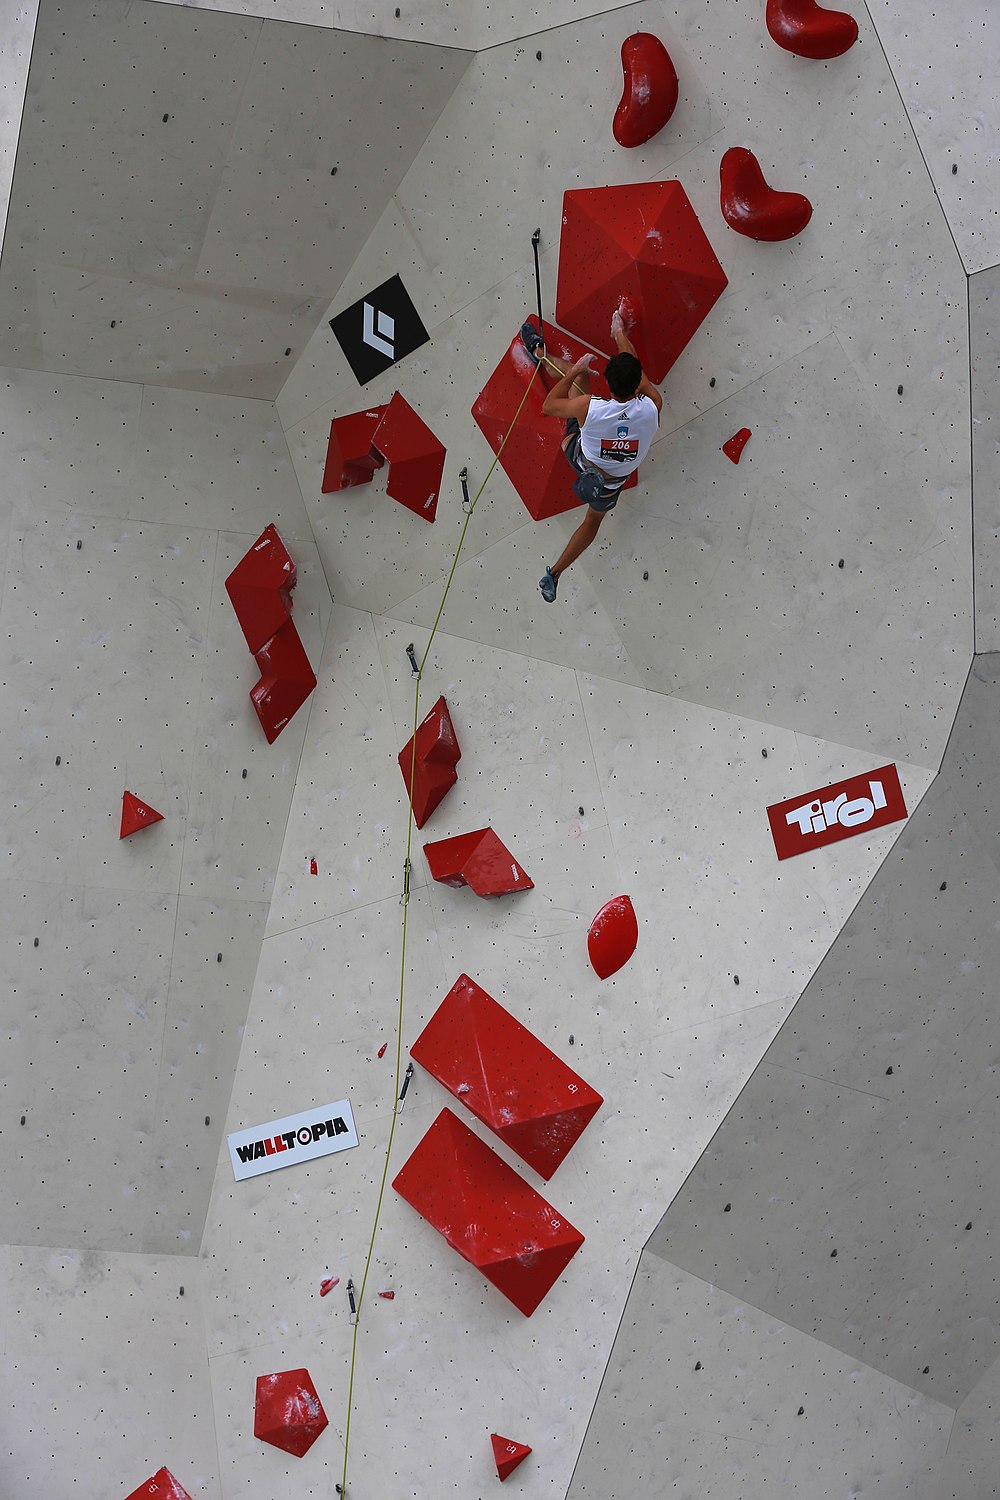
[491,1433,531,1482]
[120,790,164,839]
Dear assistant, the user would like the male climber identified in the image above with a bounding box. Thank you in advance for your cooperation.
[520,308,662,601]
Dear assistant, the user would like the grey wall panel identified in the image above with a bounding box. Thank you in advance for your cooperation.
[972,271,1000,651]
[648,664,1000,1410]
[567,1252,953,1500]
[0,0,469,397]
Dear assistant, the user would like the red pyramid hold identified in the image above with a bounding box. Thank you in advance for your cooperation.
[124,1469,193,1500]
[491,1433,532,1481]
[120,790,164,839]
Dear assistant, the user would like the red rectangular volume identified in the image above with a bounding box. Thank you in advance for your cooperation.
[392,1108,584,1316]
[410,973,602,1178]
[224,522,297,654]
[767,763,907,861]
[250,619,317,744]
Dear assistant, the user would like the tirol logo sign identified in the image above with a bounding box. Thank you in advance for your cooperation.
[228,1098,358,1181]
[329,273,430,386]
[767,763,907,861]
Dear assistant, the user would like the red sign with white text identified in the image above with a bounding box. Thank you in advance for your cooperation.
[767,763,907,860]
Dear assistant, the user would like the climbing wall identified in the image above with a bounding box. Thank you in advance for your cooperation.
[0,0,996,1495]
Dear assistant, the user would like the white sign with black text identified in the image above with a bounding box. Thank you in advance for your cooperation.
[228,1098,358,1181]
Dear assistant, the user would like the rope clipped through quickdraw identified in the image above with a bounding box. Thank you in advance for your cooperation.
[337,357,542,1500]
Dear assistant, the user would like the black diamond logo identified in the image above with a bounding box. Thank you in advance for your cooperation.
[329,273,430,386]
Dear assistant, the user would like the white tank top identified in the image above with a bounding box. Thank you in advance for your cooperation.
[580,394,658,475]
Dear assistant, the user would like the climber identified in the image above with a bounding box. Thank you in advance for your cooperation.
[520,308,662,601]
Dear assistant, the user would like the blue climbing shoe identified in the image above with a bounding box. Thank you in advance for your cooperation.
[520,321,545,365]
[539,566,558,603]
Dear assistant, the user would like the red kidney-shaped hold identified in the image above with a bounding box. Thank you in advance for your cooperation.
[723,428,752,464]
[613,33,679,149]
[720,148,813,242]
[765,0,859,59]
[588,894,639,979]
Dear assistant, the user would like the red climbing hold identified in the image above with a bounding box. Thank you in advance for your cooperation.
[491,1434,532,1482]
[250,618,317,744]
[321,406,387,492]
[371,392,446,523]
[319,1276,339,1296]
[723,428,752,464]
[556,181,728,383]
[377,1042,388,1058]
[120,790,164,839]
[309,856,318,875]
[410,973,603,1179]
[254,1368,328,1457]
[224,523,297,654]
[613,33,679,148]
[423,828,532,897]
[588,894,639,979]
[398,695,461,828]
[765,0,859,59]
[393,1108,585,1315]
[472,320,637,522]
[124,1469,193,1500]
[378,1289,395,1300]
[720,148,813,241]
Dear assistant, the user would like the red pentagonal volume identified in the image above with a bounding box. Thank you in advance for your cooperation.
[423,828,532,897]
[398,695,461,827]
[410,974,603,1179]
[613,33,679,148]
[491,1434,532,1482]
[224,523,297,654]
[588,894,639,979]
[254,1368,328,1458]
[120,790,164,839]
[556,182,728,383]
[250,618,317,744]
[765,0,859,59]
[720,148,813,242]
[124,1470,193,1500]
[371,392,446,523]
[472,320,637,522]
[393,1109,585,1314]
[322,407,387,492]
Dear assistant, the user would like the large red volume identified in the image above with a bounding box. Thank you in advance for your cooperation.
[372,392,446,524]
[613,33,679,148]
[410,974,603,1179]
[120,790,164,839]
[765,0,859,59]
[588,894,639,979]
[250,618,317,744]
[124,1470,193,1500]
[398,695,461,828]
[720,148,813,241]
[472,320,637,522]
[491,1434,532,1482]
[224,523,297,654]
[556,181,728,383]
[254,1368,328,1457]
[423,828,532,897]
[393,1109,585,1315]
[321,407,387,492]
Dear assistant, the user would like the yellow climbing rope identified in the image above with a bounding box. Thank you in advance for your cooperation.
[338,358,544,1499]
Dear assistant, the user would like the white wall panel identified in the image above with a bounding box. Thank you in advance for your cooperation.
[0,1248,220,1499]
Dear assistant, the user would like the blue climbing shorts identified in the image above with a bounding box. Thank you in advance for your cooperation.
[563,419,626,513]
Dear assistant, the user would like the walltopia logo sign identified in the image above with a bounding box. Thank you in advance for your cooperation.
[228,1099,358,1181]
